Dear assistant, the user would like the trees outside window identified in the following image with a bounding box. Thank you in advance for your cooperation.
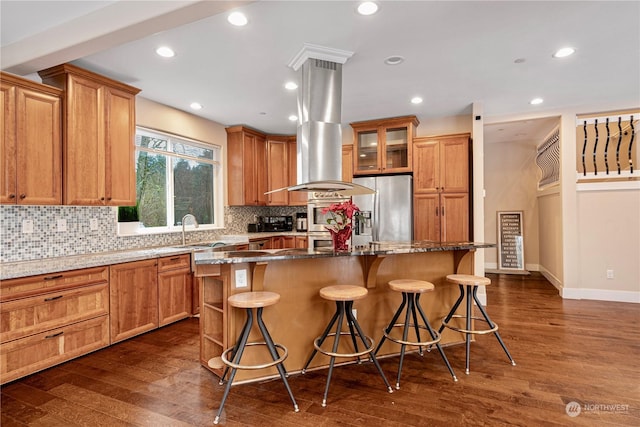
[133,128,221,230]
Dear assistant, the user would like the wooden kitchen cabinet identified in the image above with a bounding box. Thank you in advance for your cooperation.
[267,136,289,206]
[413,134,471,242]
[198,267,230,377]
[351,116,419,175]
[158,254,192,326]
[227,126,267,206]
[1,72,62,205]
[295,236,308,248]
[38,63,140,206]
[109,259,158,343]
[287,138,307,206]
[0,266,110,384]
[342,144,353,182]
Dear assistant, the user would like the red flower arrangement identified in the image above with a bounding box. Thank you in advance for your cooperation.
[321,200,360,251]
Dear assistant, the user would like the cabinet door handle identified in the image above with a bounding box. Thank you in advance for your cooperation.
[441,206,445,216]
[44,295,63,302]
[100,197,105,201]
[170,257,180,261]
[44,274,63,281]
[19,194,26,199]
[9,194,16,199]
[45,331,64,339]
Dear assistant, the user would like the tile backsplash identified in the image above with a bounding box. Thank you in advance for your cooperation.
[0,205,304,263]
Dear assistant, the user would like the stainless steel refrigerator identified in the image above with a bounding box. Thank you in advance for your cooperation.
[352,175,413,246]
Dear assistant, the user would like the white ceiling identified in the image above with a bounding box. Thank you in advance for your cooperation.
[1,1,639,143]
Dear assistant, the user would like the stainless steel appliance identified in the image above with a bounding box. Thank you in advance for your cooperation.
[296,212,308,232]
[307,192,350,233]
[261,216,293,232]
[307,233,334,250]
[352,175,413,246]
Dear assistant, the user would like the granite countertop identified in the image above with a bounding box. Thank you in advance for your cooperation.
[194,241,496,265]
[0,239,494,281]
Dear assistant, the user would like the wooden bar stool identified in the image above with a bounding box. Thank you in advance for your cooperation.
[375,279,457,388]
[214,291,298,424]
[439,274,516,375]
[301,285,393,407]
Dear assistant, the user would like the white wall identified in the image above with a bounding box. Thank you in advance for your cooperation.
[484,141,540,271]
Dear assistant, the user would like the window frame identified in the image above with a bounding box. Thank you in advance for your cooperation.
[117,126,224,236]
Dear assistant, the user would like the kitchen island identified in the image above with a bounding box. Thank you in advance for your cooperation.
[193,241,493,383]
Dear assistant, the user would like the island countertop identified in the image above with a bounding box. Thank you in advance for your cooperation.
[193,241,495,265]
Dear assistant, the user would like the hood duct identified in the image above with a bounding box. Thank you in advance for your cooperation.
[271,44,374,196]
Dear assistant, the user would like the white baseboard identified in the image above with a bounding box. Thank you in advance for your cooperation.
[561,288,640,303]
[539,266,563,291]
[484,262,540,272]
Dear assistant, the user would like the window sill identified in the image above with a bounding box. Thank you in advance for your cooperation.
[117,222,223,237]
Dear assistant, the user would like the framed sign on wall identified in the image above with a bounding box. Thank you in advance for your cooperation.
[497,211,525,271]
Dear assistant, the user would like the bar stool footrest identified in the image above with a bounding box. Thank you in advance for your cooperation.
[313,331,375,359]
[221,342,288,370]
[442,315,499,335]
[383,323,441,347]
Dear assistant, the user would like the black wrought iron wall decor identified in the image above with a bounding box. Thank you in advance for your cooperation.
[578,114,638,177]
[536,128,560,188]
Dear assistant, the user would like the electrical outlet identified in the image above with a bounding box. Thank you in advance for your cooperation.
[22,219,34,234]
[235,269,247,288]
[57,219,67,232]
[606,269,614,279]
[89,218,99,231]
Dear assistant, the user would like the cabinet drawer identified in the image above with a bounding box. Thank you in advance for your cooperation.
[0,315,109,385]
[0,283,109,343]
[0,267,109,302]
[158,254,191,272]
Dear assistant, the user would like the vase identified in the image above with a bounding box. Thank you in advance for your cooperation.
[329,226,351,252]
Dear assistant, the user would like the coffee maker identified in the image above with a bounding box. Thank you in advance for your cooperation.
[296,212,307,232]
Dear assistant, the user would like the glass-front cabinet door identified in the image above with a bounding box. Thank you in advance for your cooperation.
[351,116,419,176]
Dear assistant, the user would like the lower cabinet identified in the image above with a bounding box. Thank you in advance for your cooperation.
[414,193,469,242]
[158,254,192,327]
[0,317,109,384]
[109,259,159,343]
[0,266,110,384]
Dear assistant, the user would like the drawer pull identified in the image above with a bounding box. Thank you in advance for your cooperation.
[45,331,64,339]
[170,257,181,261]
[44,295,63,302]
[44,274,63,281]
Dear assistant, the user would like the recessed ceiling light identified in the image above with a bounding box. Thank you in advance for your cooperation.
[357,1,379,15]
[285,82,298,90]
[411,96,423,105]
[384,55,404,65]
[259,112,267,115]
[228,11,248,26]
[530,98,544,105]
[190,102,202,110]
[155,46,175,58]
[514,58,526,64]
[553,47,575,58]
[288,115,298,121]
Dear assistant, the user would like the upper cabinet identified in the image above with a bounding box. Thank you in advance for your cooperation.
[38,64,140,206]
[341,144,353,182]
[350,116,419,175]
[1,72,62,205]
[226,126,267,206]
[287,138,307,206]
[266,136,289,206]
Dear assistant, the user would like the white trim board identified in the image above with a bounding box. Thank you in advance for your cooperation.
[561,288,640,304]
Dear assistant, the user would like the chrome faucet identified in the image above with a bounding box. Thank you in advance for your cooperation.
[181,213,199,245]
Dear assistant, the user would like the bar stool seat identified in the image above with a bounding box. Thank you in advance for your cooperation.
[302,285,393,407]
[214,291,298,424]
[439,274,516,375]
[375,279,457,389]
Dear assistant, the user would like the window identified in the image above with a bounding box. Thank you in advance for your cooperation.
[133,127,222,231]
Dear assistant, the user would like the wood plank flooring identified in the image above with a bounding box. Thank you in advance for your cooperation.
[2,272,638,426]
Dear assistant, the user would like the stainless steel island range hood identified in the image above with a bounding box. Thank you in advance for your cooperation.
[268,44,374,196]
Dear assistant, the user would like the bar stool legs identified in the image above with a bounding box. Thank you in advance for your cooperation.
[376,280,457,389]
[302,286,393,407]
[214,293,298,424]
[439,275,516,375]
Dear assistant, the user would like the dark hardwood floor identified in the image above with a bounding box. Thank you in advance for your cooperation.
[2,272,638,426]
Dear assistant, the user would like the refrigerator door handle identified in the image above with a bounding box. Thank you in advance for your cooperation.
[374,189,380,241]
